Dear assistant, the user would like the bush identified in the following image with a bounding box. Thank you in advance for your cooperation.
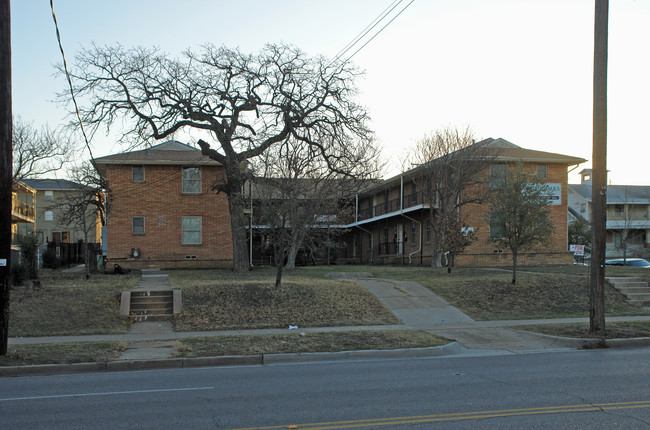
[43,249,62,269]
[17,234,39,279]
[10,263,28,286]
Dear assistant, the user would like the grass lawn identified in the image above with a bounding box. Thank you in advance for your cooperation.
[169,269,400,331]
[0,341,128,366]
[514,321,650,339]
[174,330,448,357]
[8,269,138,337]
[287,264,650,321]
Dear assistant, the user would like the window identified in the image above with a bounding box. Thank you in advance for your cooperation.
[44,190,54,201]
[490,164,507,188]
[489,212,505,239]
[132,216,145,234]
[44,210,54,221]
[536,164,547,179]
[615,205,624,215]
[132,165,145,182]
[426,220,432,243]
[182,216,202,245]
[182,167,201,193]
[580,203,586,213]
[411,223,417,246]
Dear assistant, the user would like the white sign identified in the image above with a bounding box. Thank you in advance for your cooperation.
[571,245,585,256]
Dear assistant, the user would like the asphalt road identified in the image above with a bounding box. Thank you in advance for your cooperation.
[1,348,649,429]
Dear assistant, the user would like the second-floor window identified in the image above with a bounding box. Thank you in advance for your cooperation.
[132,165,145,182]
[536,164,547,179]
[490,164,507,188]
[44,190,54,200]
[182,167,201,194]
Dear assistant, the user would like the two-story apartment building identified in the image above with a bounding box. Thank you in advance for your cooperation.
[339,138,585,266]
[92,140,233,269]
[21,179,102,246]
[568,169,650,258]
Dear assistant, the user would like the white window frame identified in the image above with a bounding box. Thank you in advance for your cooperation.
[536,164,548,179]
[132,165,145,182]
[182,167,201,194]
[44,190,54,201]
[182,216,202,245]
[132,216,145,235]
[44,210,54,221]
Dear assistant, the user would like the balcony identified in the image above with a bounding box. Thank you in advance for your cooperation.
[12,199,35,223]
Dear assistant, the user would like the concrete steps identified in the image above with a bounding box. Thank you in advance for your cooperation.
[120,289,183,323]
[606,277,650,307]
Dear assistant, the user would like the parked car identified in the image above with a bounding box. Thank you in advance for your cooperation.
[604,258,650,268]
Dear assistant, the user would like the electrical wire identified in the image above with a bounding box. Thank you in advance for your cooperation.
[50,0,95,163]
[331,0,404,64]
[343,0,415,64]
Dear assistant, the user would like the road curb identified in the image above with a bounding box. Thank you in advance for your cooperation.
[2,338,649,377]
[0,344,459,377]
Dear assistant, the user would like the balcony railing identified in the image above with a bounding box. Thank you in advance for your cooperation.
[356,192,426,222]
[12,199,35,222]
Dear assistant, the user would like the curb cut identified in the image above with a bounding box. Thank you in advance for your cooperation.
[0,344,461,377]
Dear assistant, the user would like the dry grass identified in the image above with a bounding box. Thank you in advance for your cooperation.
[8,270,138,337]
[173,330,448,357]
[0,341,128,366]
[170,269,400,331]
[292,265,649,321]
[514,321,650,339]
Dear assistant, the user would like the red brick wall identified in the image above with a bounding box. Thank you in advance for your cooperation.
[105,164,233,269]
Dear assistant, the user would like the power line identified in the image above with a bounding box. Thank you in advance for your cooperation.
[343,0,415,64]
[332,0,404,64]
[49,0,95,163]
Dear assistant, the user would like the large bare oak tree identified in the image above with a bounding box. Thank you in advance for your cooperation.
[62,43,374,271]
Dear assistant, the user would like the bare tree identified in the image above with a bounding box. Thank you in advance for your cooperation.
[50,163,106,279]
[406,126,494,269]
[12,117,74,184]
[61,43,374,271]
[488,163,555,285]
[253,137,379,287]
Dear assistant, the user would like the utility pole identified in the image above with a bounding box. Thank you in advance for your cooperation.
[589,0,608,337]
[0,0,12,355]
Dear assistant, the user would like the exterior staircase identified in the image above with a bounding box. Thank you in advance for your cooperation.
[129,290,174,322]
[606,277,650,308]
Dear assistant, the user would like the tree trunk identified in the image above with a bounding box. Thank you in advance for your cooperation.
[284,229,306,270]
[226,189,250,272]
[512,250,518,285]
[274,243,283,288]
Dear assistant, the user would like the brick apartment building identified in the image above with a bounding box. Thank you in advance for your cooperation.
[338,138,586,266]
[93,141,233,269]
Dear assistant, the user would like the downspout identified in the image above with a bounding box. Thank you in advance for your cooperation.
[400,176,421,264]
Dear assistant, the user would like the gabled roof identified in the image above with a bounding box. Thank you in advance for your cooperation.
[359,137,586,195]
[476,138,587,164]
[92,140,221,176]
[22,178,85,191]
[569,184,650,204]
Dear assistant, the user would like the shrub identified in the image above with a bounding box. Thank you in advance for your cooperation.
[43,248,62,269]
[10,263,28,286]
[17,234,39,279]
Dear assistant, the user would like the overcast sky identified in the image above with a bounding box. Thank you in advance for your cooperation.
[11,0,650,184]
